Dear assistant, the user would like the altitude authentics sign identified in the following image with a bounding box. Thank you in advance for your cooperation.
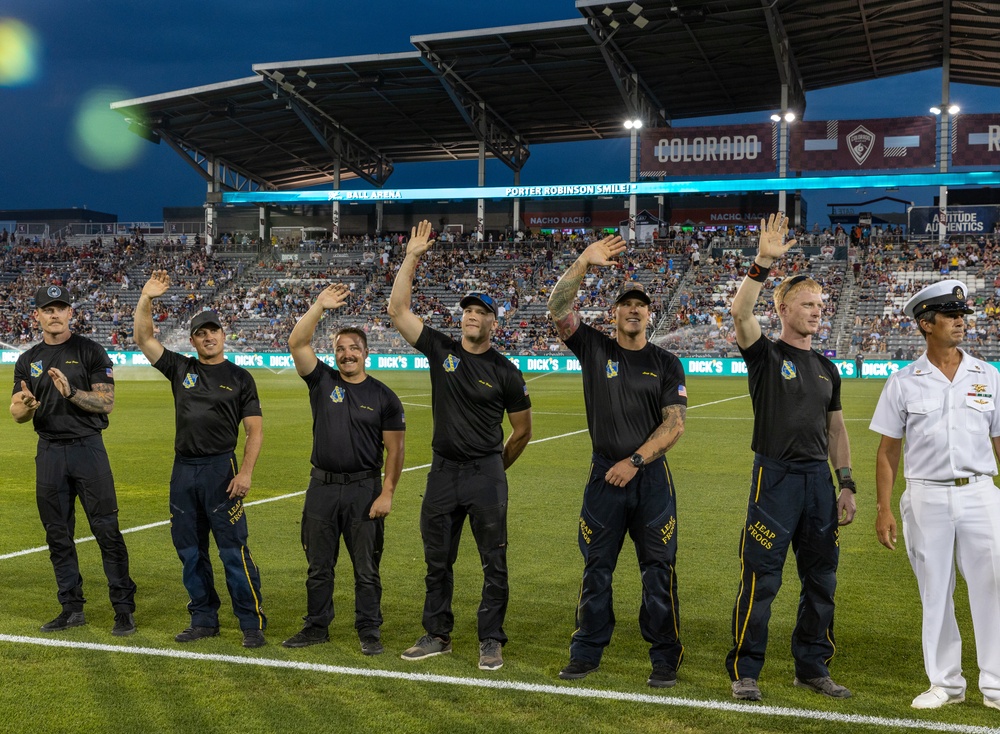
[790,116,936,171]
[641,124,775,176]
[952,114,1000,167]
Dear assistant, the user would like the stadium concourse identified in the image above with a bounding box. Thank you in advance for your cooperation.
[4,226,1000,361]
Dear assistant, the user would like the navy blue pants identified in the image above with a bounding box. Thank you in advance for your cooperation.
[570,453,682,669]
[300,476,384,638]
[726,453,839,681]
[169,453,266,631]
[35,435,136,613]
[420,453,508,644]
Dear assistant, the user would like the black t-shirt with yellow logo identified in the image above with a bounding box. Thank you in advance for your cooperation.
[415,326,531,462]
[14,334,114,439]
[154,349,262,457]
[303,360,405,473]
[565,322,687,461]
[739,335,841,463]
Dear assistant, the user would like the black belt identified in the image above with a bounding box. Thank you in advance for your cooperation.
[310,467,380,485]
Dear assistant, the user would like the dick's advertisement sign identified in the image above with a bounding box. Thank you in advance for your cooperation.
[908,206,1000,237]
[790,116,936,170]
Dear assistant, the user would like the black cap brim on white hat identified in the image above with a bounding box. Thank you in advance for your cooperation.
[903,279,974,319]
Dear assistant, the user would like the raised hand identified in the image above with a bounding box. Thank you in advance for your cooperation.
[406,220,436,258]
[142,270,171,299]
[757,213,797,262]
[316,283,350,311]
[580,235,627,267]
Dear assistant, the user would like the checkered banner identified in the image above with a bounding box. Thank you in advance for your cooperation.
[640,124,775,176]
[952,114,1000,167]
[789,116,936,171]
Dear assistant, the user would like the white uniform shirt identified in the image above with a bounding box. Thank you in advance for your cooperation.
[869,349,1000,481]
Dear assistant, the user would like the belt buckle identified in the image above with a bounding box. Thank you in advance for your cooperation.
[342,473,352,484]
[955,477,970,487]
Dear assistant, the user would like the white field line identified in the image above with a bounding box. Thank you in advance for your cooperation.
[0,635,993,734]
[0,398,733,562]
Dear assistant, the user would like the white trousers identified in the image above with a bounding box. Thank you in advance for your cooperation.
[902,477,1000,700]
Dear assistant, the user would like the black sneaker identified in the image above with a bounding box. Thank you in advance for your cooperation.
[40,611,86,632]
[360,638,384,656]
[558,659,599,680]
[174,625,220,643]
[242,629,266,649]
[111,612,136,637]
[648,665,677,689]
[282,627,330,648]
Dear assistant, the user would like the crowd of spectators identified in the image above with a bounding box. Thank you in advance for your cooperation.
[9,222,1000,361]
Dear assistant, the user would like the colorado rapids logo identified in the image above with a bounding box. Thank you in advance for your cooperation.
[443,354,460,373]
[329,386,345,403]
[847,125,875,166]
[182,373,198,389]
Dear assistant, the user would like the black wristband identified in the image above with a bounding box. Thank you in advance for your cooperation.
[836,467,856,493]
[66,385,77,400]
[747,261,769,282]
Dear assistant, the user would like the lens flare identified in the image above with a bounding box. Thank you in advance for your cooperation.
[0,18,40,87]
[71,86,144,171]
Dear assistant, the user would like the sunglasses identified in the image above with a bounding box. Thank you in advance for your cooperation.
[467,292,495,308]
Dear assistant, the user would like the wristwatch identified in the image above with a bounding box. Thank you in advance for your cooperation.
[630,453,645,468]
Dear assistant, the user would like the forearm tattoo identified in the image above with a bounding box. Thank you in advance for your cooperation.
[70,383,115,414]
[645,404,686,460]
[548,258,589,319]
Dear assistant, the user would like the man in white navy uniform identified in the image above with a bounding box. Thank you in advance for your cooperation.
[871,278,1000,712]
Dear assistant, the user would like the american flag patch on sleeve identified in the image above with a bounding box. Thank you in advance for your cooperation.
[678,384,687,398]
[106,368,114,378]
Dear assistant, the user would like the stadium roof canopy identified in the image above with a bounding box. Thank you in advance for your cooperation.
[111,0,999,193]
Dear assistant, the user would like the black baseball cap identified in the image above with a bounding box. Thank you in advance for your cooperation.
[614,281,652,306]
[189,310,224,335]
[34,285,72,308]
[460,292,498,317]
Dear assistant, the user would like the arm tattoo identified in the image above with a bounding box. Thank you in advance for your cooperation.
[547,257,589,319]
[644,404,686,460]
[70,383,115,414]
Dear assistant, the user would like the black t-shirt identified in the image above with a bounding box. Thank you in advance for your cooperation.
[303,361,405,473]
[153,349,263,457]
[13,334,115,440]
[565,322,687,461]
[740,335,841,463]
[414,326,531,461]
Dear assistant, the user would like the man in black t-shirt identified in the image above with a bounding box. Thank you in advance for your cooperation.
[11,285,137,636]
[725,214,857,702]
[135,271,267,649]
[548,238,687,689]
[281,284,405,656]
[389,220,532,672]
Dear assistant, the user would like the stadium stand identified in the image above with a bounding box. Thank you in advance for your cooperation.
[5,225,996,360]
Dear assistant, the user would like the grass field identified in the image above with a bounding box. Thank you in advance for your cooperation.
[1,365,997,734]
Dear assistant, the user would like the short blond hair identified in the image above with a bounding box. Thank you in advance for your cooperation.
[773,275,821,307]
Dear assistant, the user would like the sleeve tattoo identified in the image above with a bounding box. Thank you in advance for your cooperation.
[645,404,686,460]
[70,383,115,414]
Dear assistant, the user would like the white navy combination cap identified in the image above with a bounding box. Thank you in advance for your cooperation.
[903,279,974,319]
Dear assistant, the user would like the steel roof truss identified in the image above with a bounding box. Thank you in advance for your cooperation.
[416,46,530,171]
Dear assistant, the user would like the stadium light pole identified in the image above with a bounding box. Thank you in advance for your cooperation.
[931,102,960,247]
[624,118,642,241]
